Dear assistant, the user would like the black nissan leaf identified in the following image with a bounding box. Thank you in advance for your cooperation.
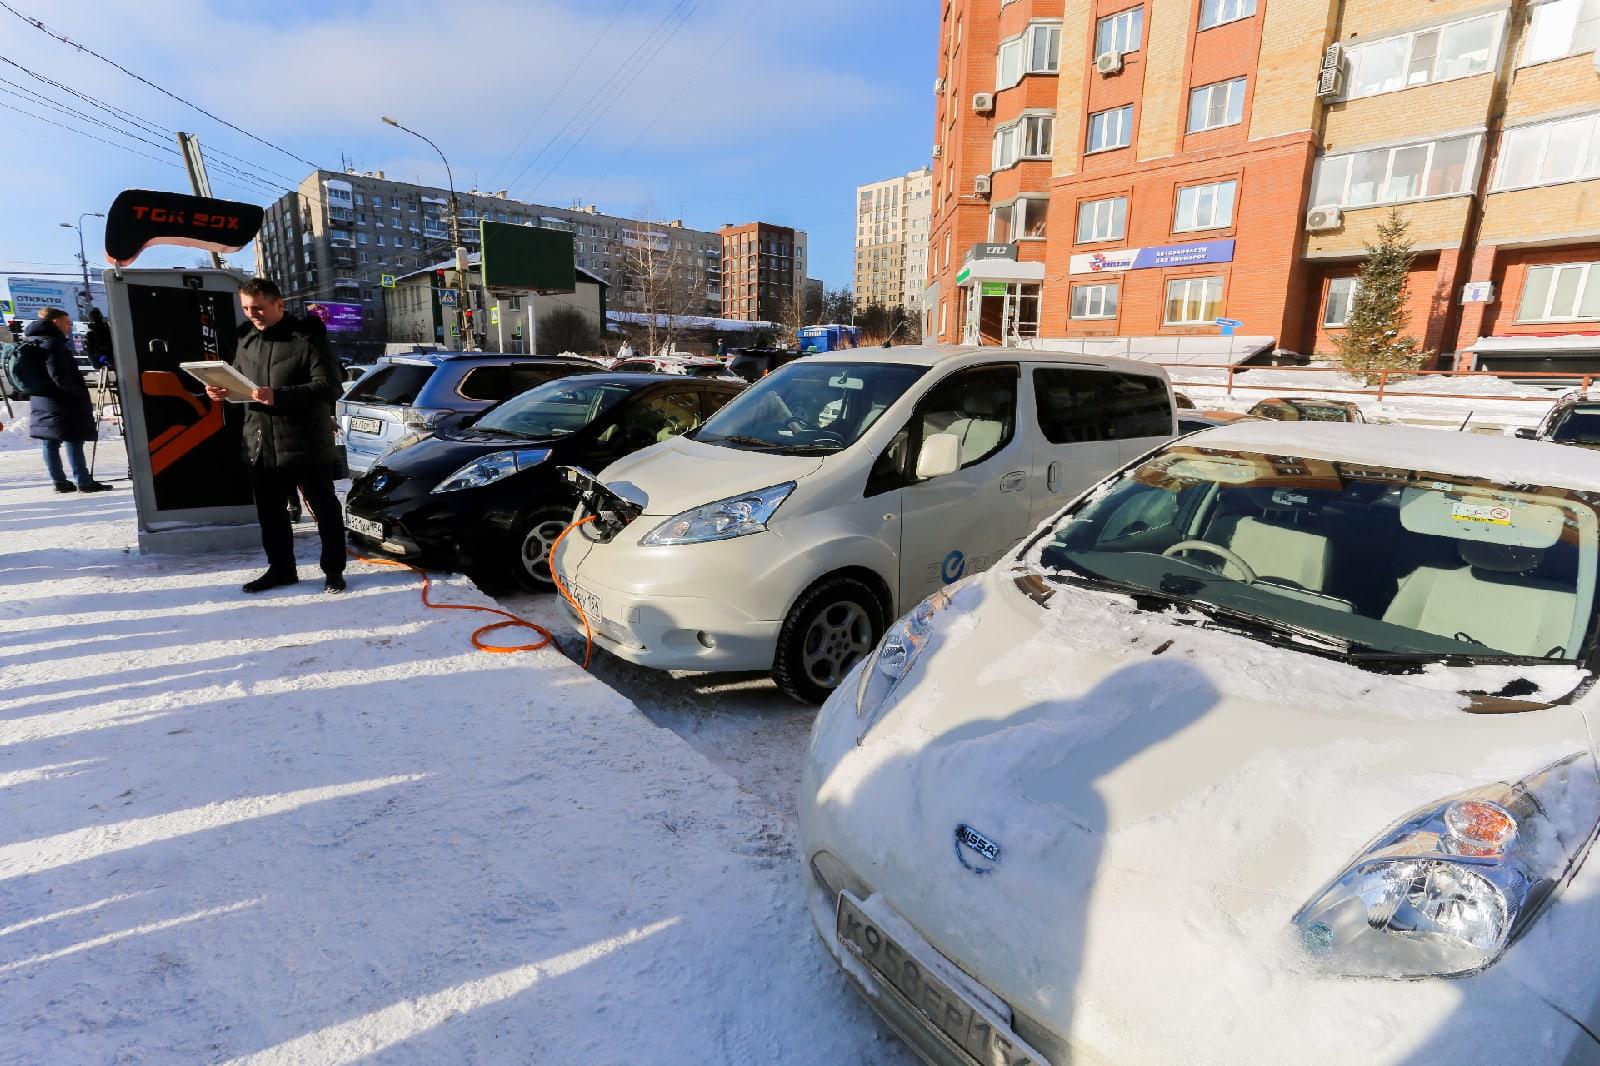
[345,373,744,590]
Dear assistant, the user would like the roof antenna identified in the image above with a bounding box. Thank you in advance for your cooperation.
[1457,410,1474,432]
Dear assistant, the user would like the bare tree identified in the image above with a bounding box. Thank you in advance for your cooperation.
[621,205,704,356]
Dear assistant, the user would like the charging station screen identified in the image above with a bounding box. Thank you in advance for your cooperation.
[126,281,252,512]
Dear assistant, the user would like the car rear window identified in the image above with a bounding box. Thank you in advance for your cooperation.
[346,364,435,405]
[456,364,576,401]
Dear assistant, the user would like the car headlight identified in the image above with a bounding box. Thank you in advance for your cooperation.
[640,482,795,546]
[854,575,979,743]
[431,448,551,493]
[1292,751,1600,978]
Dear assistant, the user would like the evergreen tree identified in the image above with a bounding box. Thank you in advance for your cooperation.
[1336,208,1427,381]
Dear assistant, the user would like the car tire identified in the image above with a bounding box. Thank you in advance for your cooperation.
[772,576,884,705]
[509,505,577,593]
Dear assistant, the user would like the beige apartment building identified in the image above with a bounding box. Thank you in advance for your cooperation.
[928,0,1600,370]
[854,167,934,312]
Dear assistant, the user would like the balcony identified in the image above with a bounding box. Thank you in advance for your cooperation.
[331,249,356,267]
[327,206,354,227]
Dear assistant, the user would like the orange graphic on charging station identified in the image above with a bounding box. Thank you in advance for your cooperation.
[141,370,224,475]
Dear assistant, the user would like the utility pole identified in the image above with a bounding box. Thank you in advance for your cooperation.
[382,117,473,350]
[176,132,224,268]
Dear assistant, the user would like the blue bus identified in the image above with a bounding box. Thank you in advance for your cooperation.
[797,324,862,353]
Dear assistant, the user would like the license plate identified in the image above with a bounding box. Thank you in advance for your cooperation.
[345,511,384,539]
[569,583,602,620]
[349,416,383,435]
[835,893,1048,1066]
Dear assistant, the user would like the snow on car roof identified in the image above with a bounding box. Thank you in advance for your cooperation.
[1189,419,1600,492]
[808,344,1171,377]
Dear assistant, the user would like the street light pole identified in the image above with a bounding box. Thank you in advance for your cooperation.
[381,116,473,350]
[59,210,105,315]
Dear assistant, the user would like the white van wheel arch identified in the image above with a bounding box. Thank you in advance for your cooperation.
[772,574,887,704]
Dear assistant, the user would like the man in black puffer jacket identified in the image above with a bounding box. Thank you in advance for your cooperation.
[25,307,112,493]
[204,278,347,594]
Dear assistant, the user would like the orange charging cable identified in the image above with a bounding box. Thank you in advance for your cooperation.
[548,514,598,669]
[356,555,556,654]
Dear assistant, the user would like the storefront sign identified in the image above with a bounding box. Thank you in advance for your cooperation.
[1461,281,1495,304]
[968,242,1018,262]
[980,281,1009,296]
[1069,239,1236,275]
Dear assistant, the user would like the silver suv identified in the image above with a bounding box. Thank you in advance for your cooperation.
[338,352,601,474]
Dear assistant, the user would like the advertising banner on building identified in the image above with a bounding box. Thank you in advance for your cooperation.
[3,276,108,318]
[1070,239,1236,275]
[305,300,363,332]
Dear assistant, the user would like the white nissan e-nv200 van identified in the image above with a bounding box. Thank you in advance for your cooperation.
[552,345,1176,702]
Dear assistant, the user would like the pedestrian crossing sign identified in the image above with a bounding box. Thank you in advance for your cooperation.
[381,274,396,288]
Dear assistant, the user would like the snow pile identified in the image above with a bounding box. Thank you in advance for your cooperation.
[0,399,35,452]
[0,446,911,1063]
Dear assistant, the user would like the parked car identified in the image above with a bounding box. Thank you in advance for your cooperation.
[727,347,806,382]
[800,419,1600,1065]
[338,353,599,475]
[609,355,741,380]
[1518,393,1600,449]
[552,346,1176,702]
[345,373,743,590]
[1247,396,1367,422]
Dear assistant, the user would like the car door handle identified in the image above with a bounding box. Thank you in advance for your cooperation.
[999,471,1026,493]
[1047,461,1060,493]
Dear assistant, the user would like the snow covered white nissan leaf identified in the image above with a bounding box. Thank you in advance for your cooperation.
[800,421,1600,1065]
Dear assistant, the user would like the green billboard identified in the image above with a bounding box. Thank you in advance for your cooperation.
[479,220,576,293]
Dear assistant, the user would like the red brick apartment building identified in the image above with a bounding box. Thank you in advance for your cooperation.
[926,0,1600,372]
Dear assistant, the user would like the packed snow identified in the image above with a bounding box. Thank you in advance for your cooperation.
[0,408,912,1064]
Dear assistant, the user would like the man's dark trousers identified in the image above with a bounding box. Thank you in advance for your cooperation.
[249,463,345,578]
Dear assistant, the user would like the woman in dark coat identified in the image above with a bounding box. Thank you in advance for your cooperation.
[26,307,110,493]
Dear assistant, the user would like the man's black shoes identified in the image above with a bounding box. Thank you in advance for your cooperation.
[324,575,347,595]
[53,481,76,493]
[78,481,114,493]
[242,570,299,594]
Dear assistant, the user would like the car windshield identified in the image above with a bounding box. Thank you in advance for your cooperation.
[474,378,634,439]
[1552,406,1600,447]
[1039,446,1599,662]
[1253,400,1352,422]
[695,361,927,455]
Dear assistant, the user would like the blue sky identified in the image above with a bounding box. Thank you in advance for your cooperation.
[0,0,937,292]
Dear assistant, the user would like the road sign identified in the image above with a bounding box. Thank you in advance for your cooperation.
[437,289,458,306]
[1461,281,1494,304]
[1214,317,1244,328]
[380,274,396,288]
[450,325,460,336]
[490,304,501,326]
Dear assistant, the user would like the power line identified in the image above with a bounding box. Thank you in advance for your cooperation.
[0,0,320,169]
[503,0,698,199]
[485,0,636,189]
[580,0,771,202]
[522,0,704,200]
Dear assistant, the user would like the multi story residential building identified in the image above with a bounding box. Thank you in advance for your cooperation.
[719,221,807,321]
[926,0,1600,371]
[254,169,721,356]
[854,167,935,312]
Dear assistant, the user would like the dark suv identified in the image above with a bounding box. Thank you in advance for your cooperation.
[1519,395,1600,449]
[726,347,805,382]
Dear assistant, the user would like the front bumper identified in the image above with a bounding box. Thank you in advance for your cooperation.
[344,475,517,571]
[552,525,819,673]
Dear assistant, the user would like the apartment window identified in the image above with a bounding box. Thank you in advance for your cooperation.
[997,22,1062,89]
[992,113,1055,169]
[1495,112,1600,190]
[1076,196,1128,242]
[1096,7,1144,56]
[1200,0,1256,27]
[394,216,402,228]
[1342,14,1502,99]
[354,193,365,206]
[939,299,949,336]
[372,196,384,209]
[1324,277,1360,327]
[377,235,386,247]
[1071,282,1120,319]
[944,233,952,269]
[357,232,369,245]
[1173,179,1237,231]
[1519,262,1600,321]
[990,196,1050,242]
[1523,0,1600,64]
[1188,78,1246,133]
[1164,276,1225,324]
[1312,134,1481,206]
[1087,105,1134,152]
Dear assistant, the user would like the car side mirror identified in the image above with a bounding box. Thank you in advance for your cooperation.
[1514,427,1537,440]
[915,432,962,479]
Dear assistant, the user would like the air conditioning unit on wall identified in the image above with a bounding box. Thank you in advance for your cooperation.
[934,77,946,94]
[972,92,995,114]
[1305,205,1343,232]
[932,144,943,158]
[974,174,992,196]
[1095,51,1123,74]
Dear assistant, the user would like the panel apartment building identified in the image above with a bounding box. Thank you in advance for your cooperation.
[854,167,934,312]
[927,0,1600,370]
[254,170,722,355]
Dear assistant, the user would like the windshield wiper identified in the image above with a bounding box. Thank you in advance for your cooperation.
[706,434,781,450]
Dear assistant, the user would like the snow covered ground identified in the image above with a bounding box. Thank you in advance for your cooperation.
[0,408,912,1064]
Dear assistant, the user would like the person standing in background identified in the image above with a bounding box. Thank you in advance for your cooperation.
[25,307,111,493]
[83,307,114,370]
[204,278,347,594]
